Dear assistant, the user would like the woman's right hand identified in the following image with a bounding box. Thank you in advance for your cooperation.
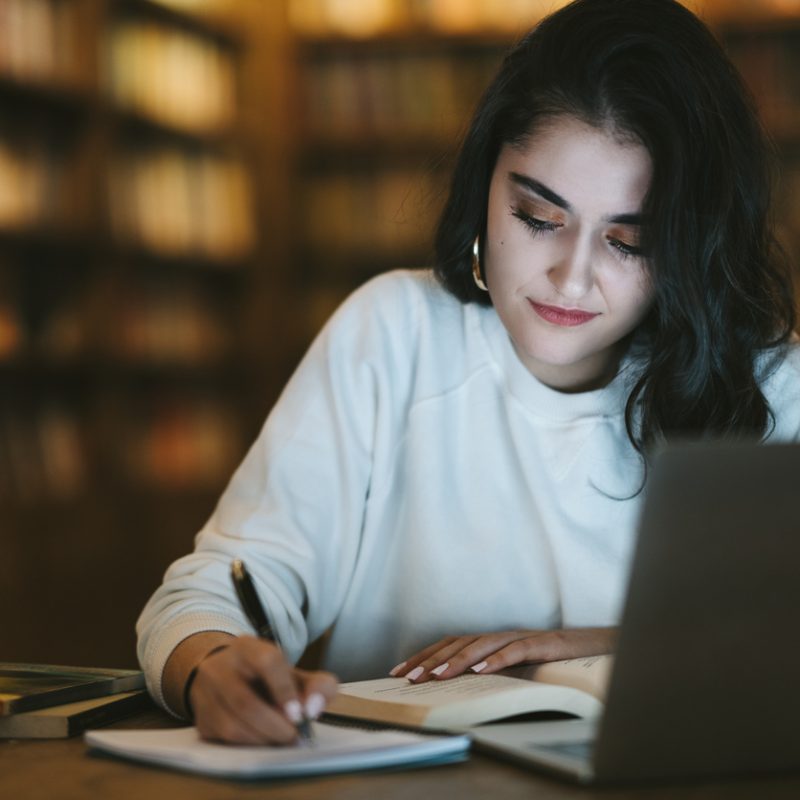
[168,633,338,745]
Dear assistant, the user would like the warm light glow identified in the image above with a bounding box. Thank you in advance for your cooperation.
[766,0,800,15]
[290,0,404,36]
[286,0,800,36]
[328,0,401,36]
[690,0,800,22]
[290,0,576,35]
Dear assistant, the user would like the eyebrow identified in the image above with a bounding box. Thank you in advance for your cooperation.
[508,172,645,226]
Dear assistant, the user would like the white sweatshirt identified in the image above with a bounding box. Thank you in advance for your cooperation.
[136,269,800,712]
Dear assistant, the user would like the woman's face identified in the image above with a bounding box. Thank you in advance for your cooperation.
[484,115,655,392]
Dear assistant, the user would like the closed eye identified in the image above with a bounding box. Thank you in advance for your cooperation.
[511,207,561,236]
[607,237,644,260]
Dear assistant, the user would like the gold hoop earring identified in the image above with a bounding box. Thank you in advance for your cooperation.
[472,237,488,291]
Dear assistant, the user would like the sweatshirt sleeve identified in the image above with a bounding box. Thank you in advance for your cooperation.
[136,273,409,713]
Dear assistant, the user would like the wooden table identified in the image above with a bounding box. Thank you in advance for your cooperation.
[2,708,799,800]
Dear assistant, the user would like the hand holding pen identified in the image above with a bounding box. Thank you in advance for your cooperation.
[230,558,315,743]
[178,561,338,746]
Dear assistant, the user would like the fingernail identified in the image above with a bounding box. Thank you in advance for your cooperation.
[389,661,406,677]
[305,692,326,720]
[471,661,488,673]
[284,699,303,723]
[431,663,449,676]
[406,666,424,681]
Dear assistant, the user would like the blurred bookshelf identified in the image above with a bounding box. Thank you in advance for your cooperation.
[0,0,284,668]
[289,13,510,335]
[722,20,800,284]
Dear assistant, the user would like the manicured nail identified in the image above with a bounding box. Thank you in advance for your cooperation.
[406,666,424,681]
[284,699,303,723]
[431,663,449,676]
[471,661,488,673]
[389,661,406,677]
[305,692,326,720]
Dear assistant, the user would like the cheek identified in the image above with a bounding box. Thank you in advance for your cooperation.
[487,246,533,296]
[485,230,552,289]
[616,275,655,325]
[602,262,651,304]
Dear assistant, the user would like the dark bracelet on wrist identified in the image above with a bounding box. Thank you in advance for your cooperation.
[182,643,231,722]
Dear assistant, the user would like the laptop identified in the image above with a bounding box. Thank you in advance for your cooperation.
[470,440,800,784]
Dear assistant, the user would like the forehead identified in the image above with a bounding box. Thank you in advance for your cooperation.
[494,115,653,215]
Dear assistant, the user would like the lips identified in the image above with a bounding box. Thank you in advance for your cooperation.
[529,300,599,327]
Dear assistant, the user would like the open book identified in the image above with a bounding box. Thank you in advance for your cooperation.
[85,722,469,779]
[325,655,612,730]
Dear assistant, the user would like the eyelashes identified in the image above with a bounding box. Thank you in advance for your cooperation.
[509,205,644,261]
[510,207,560,236]
[608,239,644,260]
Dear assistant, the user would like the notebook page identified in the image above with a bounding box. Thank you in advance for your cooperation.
[85,721,469,778]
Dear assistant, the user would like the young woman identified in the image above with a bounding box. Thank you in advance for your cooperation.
[137,0,800,745]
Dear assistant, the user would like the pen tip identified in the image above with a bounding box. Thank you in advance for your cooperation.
[298,718,315,746]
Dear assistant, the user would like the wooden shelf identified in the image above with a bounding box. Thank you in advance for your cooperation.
[0,224,94,252]
[296,29,515,53]
[298,249,435,282]
[109,239,252,272]
[113,0,244,48]
[0,355,250,381]
[301,134,462,163]
[715,16,800,37]
[108,103,239,148]
[0,73,95,112]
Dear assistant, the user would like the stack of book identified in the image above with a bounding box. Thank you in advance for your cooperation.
[0,663,149,739]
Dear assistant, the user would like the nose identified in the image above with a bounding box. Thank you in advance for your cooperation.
[547,230,594,300]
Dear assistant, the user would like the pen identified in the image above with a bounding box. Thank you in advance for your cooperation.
[230,558,314,744]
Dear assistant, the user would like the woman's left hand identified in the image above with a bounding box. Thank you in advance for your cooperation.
[391,627,618,683]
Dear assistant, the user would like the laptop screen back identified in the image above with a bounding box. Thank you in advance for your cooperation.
[593,441,800,783]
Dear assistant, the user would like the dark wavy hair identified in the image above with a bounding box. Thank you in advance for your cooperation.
[433,0,796,451]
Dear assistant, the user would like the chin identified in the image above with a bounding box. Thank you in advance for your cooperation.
[523,343,594,368]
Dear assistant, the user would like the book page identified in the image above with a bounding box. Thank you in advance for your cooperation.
[504,655,613,701]
[335,674,532,708]
[85,722,469,778]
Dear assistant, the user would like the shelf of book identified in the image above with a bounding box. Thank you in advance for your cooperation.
[288,32,501,332]
[296,40,501,150]
[103,13,240,136]
[1,0,279,668]
[0,0,93,90]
